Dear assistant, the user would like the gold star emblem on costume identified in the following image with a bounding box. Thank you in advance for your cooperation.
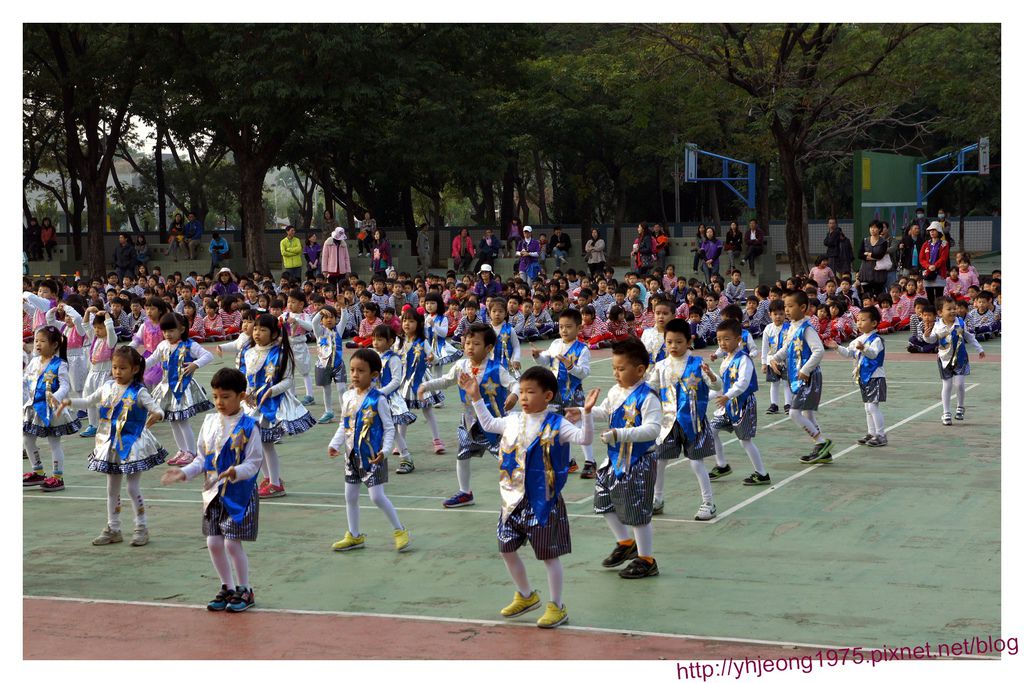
[729,364,739,380]
[792,337,803,358]
[230,429,247,454]
[622,404,637,426]
[42,370,56,389]
[683,374,701,391]
[539,425,556,449]
[481,378,499,397]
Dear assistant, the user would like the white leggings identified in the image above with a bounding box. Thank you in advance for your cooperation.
[711,429,767,475]
[604,512,654,558]
[788,408,824,443]
[941,375,967,414]
[24,434,65,477]
[502,553,565,606]
[105,472,145,531]
[207,536,250,588]
[769,381,783,407]
[865,402,886,436]
[169,420,197,454]
[345,482,403,536]
[260,441,281,485]
[654,458,713,504]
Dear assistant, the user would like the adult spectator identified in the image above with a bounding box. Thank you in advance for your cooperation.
[358,212,377,257]
[323,208,338,233]
[183,211,203,259]
[857,220,891,299]
[168,212,186,261]
[584,227,606,277]
[134,234,150,265]
[652,223,670,271]
[897,222,925,275]
[39,217,58,261]
[113,233,136,279]
[473,263,502,299]
[550,226,572,269]
[516,226,541,283]
[303,233,322,279]
[505,218,522,258]
[209,231,229,274]
[691,223,707,274]
[279,225,303,280]
[322,226,350,288]
[743,218,766,276]
[475,227,501,271]
[212,267,240,297]
[26,217,43,260]
[919,222,950,303]
[935,207,956,268]
[723,221,743,273]
[698,226,723,282]
[823,217,842,272]
[835,227,854,275]
[416,222,432,277]
[907,207,929,233]
[451,228,476,274]
[631,223,656,276]
[370,228,391,277]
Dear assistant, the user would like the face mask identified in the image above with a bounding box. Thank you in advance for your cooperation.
[938,213,946,219]
[916,213,924,218]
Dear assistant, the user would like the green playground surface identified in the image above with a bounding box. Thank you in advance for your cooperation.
[23,332,1000,650]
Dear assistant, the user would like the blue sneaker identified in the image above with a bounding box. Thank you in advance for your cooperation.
[79,425,98,438]
[317,411,335,424]
[300,395,315,406]
[207,584,234,611]
[226,586,254,612]
[443,491,475,508]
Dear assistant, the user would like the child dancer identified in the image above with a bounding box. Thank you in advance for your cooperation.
[398,309,446,454]
[214,309,257,375]
[79,309,118,438]
[424,292,462,367]
[768,291,833,464]
[372,324,417,473]
[590,338,663,580]
[488,297,522,377]
[23,280,58,353]
[147,313,215,467]
[47,296,89,414]
[462,366,595,628]
[131,296,171,389]
[311,304,348,424]
[162,368,264,612]
[22,326,81,491]
[652,319,720,519]
[244,314,316,498]
[531,308,596,477]
[923,296,985,425]
[282,290,316,405]
[64,347,165,545]
[709,304,759,362]
[421,322,519,507]
[760,300,790,415]
[708,319,770,485]
[328,349,411,553]
[832,306,888,446]
[640,300,673,380]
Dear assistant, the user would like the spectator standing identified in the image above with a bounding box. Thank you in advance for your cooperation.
[358,212,377,257]
[652,223,670,271]
[113,233,136,279]
[857,220,891,300]
[451,228,476,274]
[584,227,606,277]
[183,211,203,259]
[516,226,541,283]
[475,228,501,271]
[691,223,707,274]
[370,228,391,277]
[304,233,323,279]
[743,219,766,277]
[505,218,522,258]
[26,217,43,260]
[416,222,432,277]
[823,217,842,272]
[723,221,743,273]
[919,222,950,303]
[39,217,58,261]
[209,231,229,274]
[134,234,150,266]
[631,223,656,276]
[835,227,854,276]
[322,226,350,288]
[698,226,723,282]
[897,223,925,276]
[279,225,303,280]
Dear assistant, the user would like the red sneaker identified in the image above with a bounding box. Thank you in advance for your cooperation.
[260,482,286,499]
[257,479,271,497]
[432,438,446,454]
[40,476,65,492]
[167,451,187,467]
[23,472,46,487]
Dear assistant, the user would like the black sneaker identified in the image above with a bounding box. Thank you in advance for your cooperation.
[227,586,255,612]
[580,461,596,479]
[207,584,234,611]
[618,557,659,579]
[765,404,779,415]
[955,406,965,421]
[568,459,579,474]
[708,464,733,480]
[783,404,791,412]
[907,346,921,353]
[799,439,834,464]
[857,434,874,445]
[601,542,638,568]
[742,471,772,486]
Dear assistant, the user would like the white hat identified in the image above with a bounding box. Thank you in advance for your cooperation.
[523,225,533,232]
[479,264,493,273]
[331,227,345,241]
[927,221,943,233]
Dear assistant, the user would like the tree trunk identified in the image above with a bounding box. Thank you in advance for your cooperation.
[708,182,721,231]
[776,147,809,275]
[23,186,34,228]
[69,180,85,260]
[401,185,415,239]
[612,179,628,264]
[110,164,141,232]
[84,181,107,277]
[155,123,167,240]
[238,163,269,273]
[755,161,771,234]
[514,170,530,225]
[481,179,496,227]
[657,164,668,226]
[533,150,549,224]
[499,159,516,230]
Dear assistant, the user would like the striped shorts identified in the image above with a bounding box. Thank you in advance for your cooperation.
[656,420,715,461]
[203,492,259,542]
[458,422,497,460]
[859,377,887,404]
[497,496,572,560]
[345,452,389,487]
[710,393,758,441]
[593,449,656,527]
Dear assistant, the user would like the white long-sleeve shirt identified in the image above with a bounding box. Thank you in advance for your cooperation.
[181,410,265,484]
[591,380,663,447]
[836,333,886,380]
[923,318,984,367]
[282,311,313,338]
[537,338,591,384]
[760,321,787,368]
[310,309,348,341]
[85,314,118,363]
[70,381,164,418]
[718,352,755,401]
[651,352,721,442]
[24,356,71,408]
[46,306,88,348]
[328,388,396,456]
[145,339,215,371]
[770,317,824,376]
[420,357,519,429]
[378,352,405,396]
[242,344,293,397]
[491,321,521,364]
[710,330,759,362]
[640,327,666,376]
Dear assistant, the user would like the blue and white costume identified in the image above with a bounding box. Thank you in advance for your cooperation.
[242,343,316,442]
[147,339,215,420]
[426,313,462,366]
[70,380,167,474]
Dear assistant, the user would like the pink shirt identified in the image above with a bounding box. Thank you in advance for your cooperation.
[809,266,835,291]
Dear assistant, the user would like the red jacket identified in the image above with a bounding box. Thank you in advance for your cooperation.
[918,240,950,279]
[451,235,475,258]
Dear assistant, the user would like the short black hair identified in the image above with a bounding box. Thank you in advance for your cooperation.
[716,319,743,338]
[362,301,381,316]
[767,299,785,314]
[464,322,496,347]
[211,368,247,394]
[721,304,743,321]
[977,290,994,301]
[653,298,674,313]
[351,348,383,374]
[786,290,809,308]
[920,302,937,315]
[859,306,881,325]
[612,337,649,369]
[559,308,583,325]
[664,318,692,340]
[372,323,397,345]
[519,365,558,397]
[159,312,188,338]
[488,296,508,312]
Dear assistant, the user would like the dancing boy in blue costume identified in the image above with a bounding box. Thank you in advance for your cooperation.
[768,291,834,464]
[923,296,985,426]
[760,300,790,415]
[419,322,519,508]
[832,306,889,446]
[372,325,417,474]
[709,319,770,486]
[328,349,411,553]
[531,308,596,477]
[590,337,663,580]
[163,368,264,613]
[310,304,348,424]
[462,366,595,629]
[487,297,522,377]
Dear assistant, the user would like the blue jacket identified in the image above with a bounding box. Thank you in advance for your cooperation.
[184,219,203,241]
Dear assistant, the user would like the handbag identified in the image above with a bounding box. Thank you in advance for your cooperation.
[874,254,892,271]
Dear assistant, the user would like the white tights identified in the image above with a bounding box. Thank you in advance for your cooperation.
[865,402,886,436]
[941,375,967,414]
[207,536,250,588]
[105,472,146,531]
[169,420,197,454]
[769,381,782,407]
[501,552,565,606]
[345,482,403,536]
[789,408,825,443]
[322,384,336,413]
[653,459,712,503]
[711,429,767,475]
[260,441,281,485]
[420,405,441,440]
[24,434,64,477]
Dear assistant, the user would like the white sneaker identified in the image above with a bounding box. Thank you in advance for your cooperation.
[694,501,717,521]
[941,412,953,426]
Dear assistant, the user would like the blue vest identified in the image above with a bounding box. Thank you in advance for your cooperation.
[940,318,969,369]
[345,389,385,470]
[661,355,709,443]
[553,340,587,403]
[608,383,656,475]
[403,338,430,389]
[498,412,569,526]
[786,319,814,393]
[100,382,147,460]
[459,359,509,447]
[164,340,196,401]
[766,321,790,356]
[235,340,249,376]
[741,329,752,352]
[492,322,516,369]
[426,314,446,355]
[722,351,758,421]
[858,333,885,385]
[318,326,344,370]
[378,351,400,394]
[202,414,258,523]
[32,357,62,427]
[649,334,667,366]
[246,344,284,422]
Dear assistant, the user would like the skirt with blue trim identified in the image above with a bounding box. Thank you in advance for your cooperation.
[152,381,214,422]
[23,405,81,437]
[387,393,417,425]
[88,445,168,475]
[245,392,316,442]
[404,389,445,410]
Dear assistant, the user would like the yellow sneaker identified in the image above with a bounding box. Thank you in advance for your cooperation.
[331,531,366,551]
[500,590,541,618]
[536,601,568,629]
[393,527,411,552]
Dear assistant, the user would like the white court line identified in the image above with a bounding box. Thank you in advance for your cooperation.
[709,384,979,524]
[65,483,447,501]
[24,595,887,653]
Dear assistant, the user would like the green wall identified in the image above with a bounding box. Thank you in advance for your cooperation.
[852,150,925,247]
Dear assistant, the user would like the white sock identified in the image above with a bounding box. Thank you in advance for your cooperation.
[633,522,654,558]
[789,408,824,442]
[225,538,249,587]
[653,459,668,502]
[261,442,281,486]
[367,484,403,530]
[769,381,781,407]
[24,434,43,472]
[47,437,65,478]
[394,428,410,458]
[689,459,714,502]
[954,375,966,409]
[322,385,334,412]
[712,429,728,468]
[604,512,631,542]
[177,420,197,453]
[740,439,766,475]
[544,558,564,606]
[345,481,361,536]
[582,443,594,464]
[783,385,794,406]
[941,378,953,413]
[501,552,533,596]
[304,375,314,397]
[456,459,471,494]
[207,536,233,587]
[106,473,123,532]
[864,403,877,435]
[169,422,186,452]
[125,472,146,527]
[867,402,885,437]
[87,406,100,428]
[422,405,441,440]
